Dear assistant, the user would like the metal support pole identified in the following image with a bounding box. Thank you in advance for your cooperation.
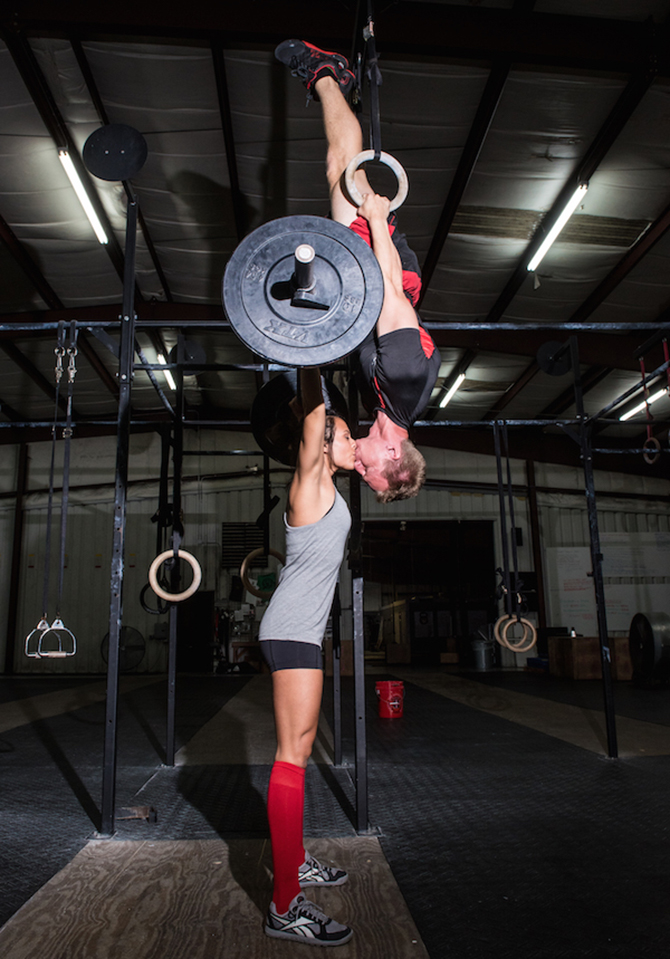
[331,584,343,768]
[166,600,178,765]
[525,459,547,634]
[100,196,138,836]
[347,369,369,832]
[165,340,185,766]
[569,336,618,759]
[5,441,28,675]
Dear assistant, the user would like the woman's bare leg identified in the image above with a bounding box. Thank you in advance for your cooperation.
[272,667,323,765]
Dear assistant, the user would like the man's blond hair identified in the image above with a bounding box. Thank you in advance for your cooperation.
[376,439,426,503]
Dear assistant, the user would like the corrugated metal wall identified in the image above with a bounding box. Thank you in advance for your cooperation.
[0,437,668,673]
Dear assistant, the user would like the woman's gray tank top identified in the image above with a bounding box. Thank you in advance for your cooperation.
[258,488,351,647]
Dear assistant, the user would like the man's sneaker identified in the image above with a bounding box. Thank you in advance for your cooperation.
[275,39,355,99]
[299,852,348,887]
[265,892,353,947]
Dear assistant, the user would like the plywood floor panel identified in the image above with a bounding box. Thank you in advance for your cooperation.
[0,837,428,959]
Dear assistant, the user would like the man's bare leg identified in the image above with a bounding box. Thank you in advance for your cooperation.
[314,76,372,226]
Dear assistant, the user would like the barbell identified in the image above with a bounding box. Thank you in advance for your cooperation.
[222,215,384,366]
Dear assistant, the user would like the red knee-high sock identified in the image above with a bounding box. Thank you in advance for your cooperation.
[267,760,306,913]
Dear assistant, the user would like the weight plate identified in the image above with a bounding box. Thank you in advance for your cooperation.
[222,215,384,366]
[83,124,148,181]
[251,371,350,466]
[536,340,571,377]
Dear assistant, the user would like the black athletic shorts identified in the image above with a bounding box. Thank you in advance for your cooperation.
[260,640,323,672]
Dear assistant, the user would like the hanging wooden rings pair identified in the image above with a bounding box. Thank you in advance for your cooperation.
[493,614,538,653]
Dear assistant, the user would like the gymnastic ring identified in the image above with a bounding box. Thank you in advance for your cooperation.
[140,581,170,616]
[643,436,661,465]
[344,150,409,211]
[501,616,537,653]
[240,547,285,600]
[148,549,202,603]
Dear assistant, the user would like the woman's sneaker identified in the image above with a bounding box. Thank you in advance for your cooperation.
[265,892,353,946]
[275,39,355,99]
[299,852,348,887]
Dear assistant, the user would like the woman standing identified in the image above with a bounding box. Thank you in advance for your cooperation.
[259,367,356,947]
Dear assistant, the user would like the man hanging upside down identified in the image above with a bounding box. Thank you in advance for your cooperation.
[276,40,442,502]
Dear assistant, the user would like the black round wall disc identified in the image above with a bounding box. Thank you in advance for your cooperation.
[83,124,148,181]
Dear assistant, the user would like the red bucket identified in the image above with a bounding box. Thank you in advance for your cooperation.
[375,680,404,719]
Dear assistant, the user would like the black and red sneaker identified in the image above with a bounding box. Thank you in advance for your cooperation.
[275,39,355,100]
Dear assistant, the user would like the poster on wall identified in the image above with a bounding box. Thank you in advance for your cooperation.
[546,535,670,634]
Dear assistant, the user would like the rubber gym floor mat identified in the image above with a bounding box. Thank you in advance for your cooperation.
[0,674,254,927]
[111,763,357,841]
[464,668,670,727]
[325,675,670,959]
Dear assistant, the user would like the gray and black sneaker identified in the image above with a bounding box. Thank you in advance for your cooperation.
[299,852,348,887]
[265,892,353,947]
[275,39,355,100]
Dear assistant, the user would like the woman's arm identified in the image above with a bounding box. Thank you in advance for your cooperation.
[287,368,332,526]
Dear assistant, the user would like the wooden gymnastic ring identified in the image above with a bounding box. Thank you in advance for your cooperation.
[344,150,409,211]
[240,547,285,599]
[501,616,537,653]
[148,549,202,603]
[643,436,661,465]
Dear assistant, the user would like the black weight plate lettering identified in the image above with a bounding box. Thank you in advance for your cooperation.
[223,215,383,366]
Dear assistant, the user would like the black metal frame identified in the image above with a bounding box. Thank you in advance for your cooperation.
[9,211,665,829]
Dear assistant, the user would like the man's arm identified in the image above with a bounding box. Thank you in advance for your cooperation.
[357,193,419,334]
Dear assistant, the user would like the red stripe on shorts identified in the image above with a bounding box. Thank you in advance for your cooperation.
[419,327,435,359]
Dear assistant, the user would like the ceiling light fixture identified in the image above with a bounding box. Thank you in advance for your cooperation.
[157,354,176,391]
[618,387,667,422]
[527,182,588,272]
[439,372,466,409]
[58,150,108,245]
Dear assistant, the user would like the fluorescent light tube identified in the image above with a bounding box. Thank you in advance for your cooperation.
[439,372,465,408]
[58,150,108,245]
[527,183,588,272]
[619,388,667,422]
[157,354,176,391]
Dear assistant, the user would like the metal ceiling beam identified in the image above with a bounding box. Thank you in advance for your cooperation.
[419,0,536,300]
[414,423,667,480]
[0,303,655,372]
[569,200,670,324]
[211,40,247,242]
[484,360,540,418]
[0,396,22,421]
[1,27,130,289]
[486,64,656,323]
[0,341,68,414]
[6,4,666,77]
[540,366,612,417]
[69,35,174,305]
[419,60,509,301]
[0,212,63,311]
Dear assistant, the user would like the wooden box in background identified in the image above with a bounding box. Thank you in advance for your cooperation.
[548,635,632,680]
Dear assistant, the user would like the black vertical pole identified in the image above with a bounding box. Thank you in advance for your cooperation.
[331,584,343,767]
[348,369,369,832]
[5,441,28,675]
[165,339,185,766]
[570,336,618,758]
[100,195,138,835]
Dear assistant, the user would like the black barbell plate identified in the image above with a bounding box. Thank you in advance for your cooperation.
[536,340,572,377]
[83,124,148,181]
[251,371,350,466]
[222,215,384,366]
